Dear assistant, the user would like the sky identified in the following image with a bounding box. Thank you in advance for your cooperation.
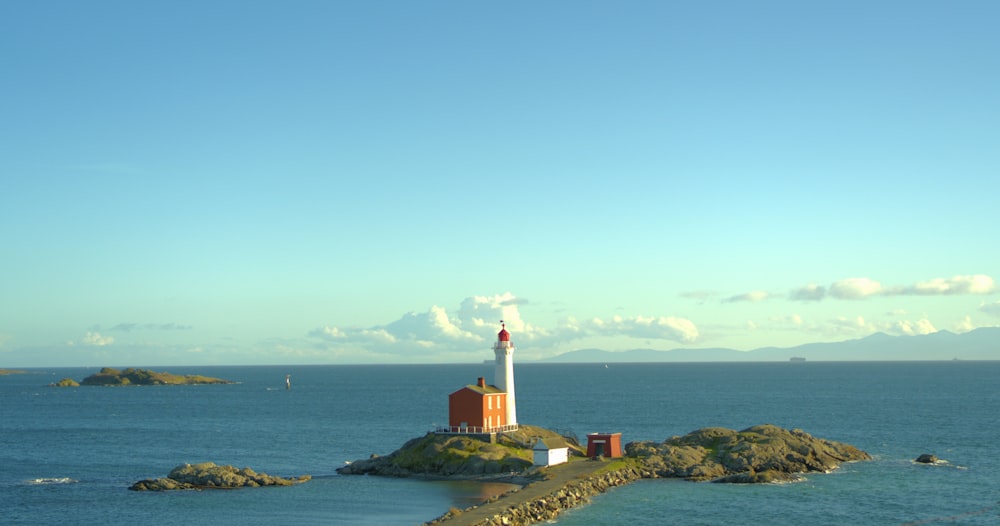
[2,1,998,367]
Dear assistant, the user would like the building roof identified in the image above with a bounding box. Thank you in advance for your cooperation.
[533,437,569,450]
[451,383,505,396]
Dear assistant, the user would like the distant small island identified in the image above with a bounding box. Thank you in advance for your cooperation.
[130,462,310,491]
[0,369,27,375]
[50,367,233,387]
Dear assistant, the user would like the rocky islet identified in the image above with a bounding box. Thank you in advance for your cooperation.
[129,462,310,491]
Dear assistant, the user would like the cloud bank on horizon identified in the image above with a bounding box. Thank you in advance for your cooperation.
[2,272,997,367]
[296,273,996,362]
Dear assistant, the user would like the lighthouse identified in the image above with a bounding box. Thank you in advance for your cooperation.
[493,321,517,427]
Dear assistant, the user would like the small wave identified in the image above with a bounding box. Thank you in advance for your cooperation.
[911,459,968,470]
[25,477,78,485]
[912,459,949,466]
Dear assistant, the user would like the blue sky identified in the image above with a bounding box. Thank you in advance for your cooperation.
[2,1,998,367]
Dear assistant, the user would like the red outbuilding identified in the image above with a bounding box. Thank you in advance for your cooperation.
[586,432,623,458]
[446,377,509,433]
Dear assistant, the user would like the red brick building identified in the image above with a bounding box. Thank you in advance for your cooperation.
[446,377,509,433]
[586,432,623,458]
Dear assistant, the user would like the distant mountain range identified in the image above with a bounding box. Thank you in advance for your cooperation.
[538,327,999,363]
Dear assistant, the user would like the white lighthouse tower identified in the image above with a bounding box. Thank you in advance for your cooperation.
[493,321,517,427]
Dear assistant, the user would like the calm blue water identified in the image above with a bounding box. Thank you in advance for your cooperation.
[2,361,998,525]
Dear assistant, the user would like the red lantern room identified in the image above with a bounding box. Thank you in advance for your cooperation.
[498,321,510,342]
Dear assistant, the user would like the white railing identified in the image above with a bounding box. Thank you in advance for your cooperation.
[435,424,519,434]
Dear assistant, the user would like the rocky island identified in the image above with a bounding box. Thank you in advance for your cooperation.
[339,424,870,526]
[50,367,233,387]
[627,424,870,483]
[130,462,310,491]
[338,425,581,479]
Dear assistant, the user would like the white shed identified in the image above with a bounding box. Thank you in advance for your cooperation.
[532,438,569,467]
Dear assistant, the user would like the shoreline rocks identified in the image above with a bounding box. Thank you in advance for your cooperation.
[628,424,871,483]
[427,464,644,526]
[129,462,310,491]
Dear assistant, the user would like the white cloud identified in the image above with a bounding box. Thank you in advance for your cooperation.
[680,290,718,303]
[789,284,826,301]
[955,315,975,333]
[724,291,769,303]
[832,315,869,331]
[81,331,114,346]
[384,306,480,342]
[768,314,804,326]
[829,278,884,299]
[791,274,995,302]
[310,294,526,355]
[821,314,940,339]
[106,322,193,332]
[905,274,995,295]
[892,318,937,336]
[312,326,346,340]
[590,315,699,343]
[979,300,1000,318]
[356,328,398,344]
[308,294,698,357]
[458,292,531,333]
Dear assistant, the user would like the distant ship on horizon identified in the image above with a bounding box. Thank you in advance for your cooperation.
[790,357,806,362]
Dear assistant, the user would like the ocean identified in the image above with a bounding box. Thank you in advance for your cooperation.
[2,361,998,525]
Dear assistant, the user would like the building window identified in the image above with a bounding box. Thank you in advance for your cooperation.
[488,396,493,410]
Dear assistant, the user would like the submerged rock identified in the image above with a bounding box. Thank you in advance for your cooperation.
[129,462,310,491]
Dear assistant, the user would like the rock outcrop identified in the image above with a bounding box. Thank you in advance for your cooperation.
[129,462,310,491]
[338,425,580,478]
[915,454,940,464]
[80,367,232,386]
[627,424,871,483]
[50,378,80,387]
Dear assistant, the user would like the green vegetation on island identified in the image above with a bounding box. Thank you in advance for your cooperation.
[338,423,868,485]
[0,369,27,375]
[338,425,582,479]
[49,367,233,387]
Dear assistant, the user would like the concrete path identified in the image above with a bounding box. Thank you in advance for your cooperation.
[429,458,612,526]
